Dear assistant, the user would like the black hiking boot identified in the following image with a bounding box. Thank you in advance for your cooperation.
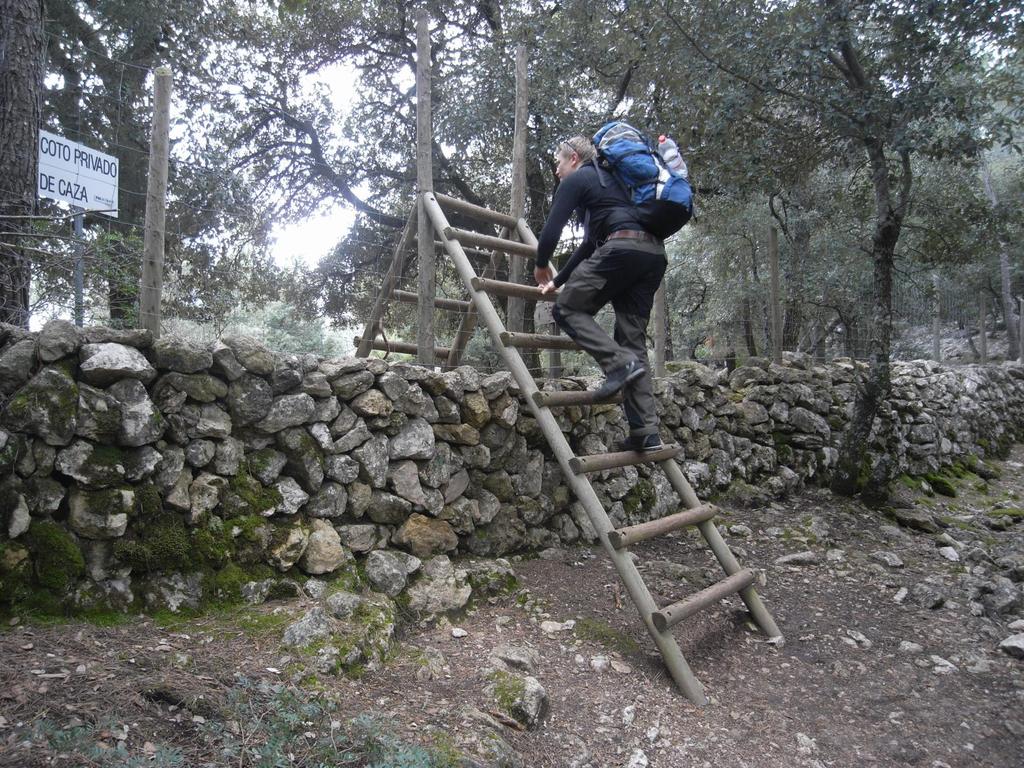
[593,359,645,400]
[617,433,666,453]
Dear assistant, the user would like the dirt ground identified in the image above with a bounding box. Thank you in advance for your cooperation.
[2,447,1023,768]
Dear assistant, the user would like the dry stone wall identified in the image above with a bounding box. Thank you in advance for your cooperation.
[1,320,1023,615]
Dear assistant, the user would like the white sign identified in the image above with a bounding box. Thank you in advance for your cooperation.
[37,130,119,217]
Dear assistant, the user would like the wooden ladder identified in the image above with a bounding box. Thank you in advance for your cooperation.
[420,191,783,705]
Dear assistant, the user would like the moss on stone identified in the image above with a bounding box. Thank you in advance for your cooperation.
[924,472,957,498]
[224,468,282,517]
[466,569,519,598]
[192,525,236,567]
[3,368,79,432]
[772,431,793,447]
[351,600,395,660]
[488,670,526,715]
[135,482,162,517]
[245,448,281,479]
[24,521,85,592]
[209,563,250,603]
[76,485,134,517]
[113,513,192,574]
[326,561,367,595]
[622,478,656,517]
[898,474,921,491]
[232,514,270,544]
[90,444,127,470]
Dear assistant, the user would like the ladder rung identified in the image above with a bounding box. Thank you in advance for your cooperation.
[652,569,756,632]
[471,277,558,302]
[392,289,471,312]
[446,228,537,258]
[532,390,623,407]
[410,236,493,260]
[435,193,519,229]
[500,331,578,350]
[353,337,452,359]
[608,504,718,550]
[569,444,682,474]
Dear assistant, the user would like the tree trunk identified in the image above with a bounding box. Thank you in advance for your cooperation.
[0,0,45,327]
[742,295,757,357]
[997,253,1019,360]
[832,140,906,497]
[782,208,809,351]
[981,162,1020,360]
[665,309,675,362]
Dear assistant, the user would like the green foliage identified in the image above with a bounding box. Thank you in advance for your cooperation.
[200,679,460,767]
[13,681,466,767]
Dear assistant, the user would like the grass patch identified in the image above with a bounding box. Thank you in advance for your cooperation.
[232,608,295,637]
[986,507,1024,518]
[574,616,641,655]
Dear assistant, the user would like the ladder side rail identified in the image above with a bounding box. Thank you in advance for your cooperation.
[515,217,538,247]
[422,191,708,705]
[356,209,417,357]
[661,458,783,640]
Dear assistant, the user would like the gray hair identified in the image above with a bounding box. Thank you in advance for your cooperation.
[557,135,596,163]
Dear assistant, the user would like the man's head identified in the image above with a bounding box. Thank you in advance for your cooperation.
[555,136,596,180]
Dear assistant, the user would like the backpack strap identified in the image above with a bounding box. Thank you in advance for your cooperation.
[589,161,644,237]
[592,157,632,198]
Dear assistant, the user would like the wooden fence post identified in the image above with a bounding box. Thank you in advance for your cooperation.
[931,272,941,362]
[139,66,172,338]
[415,11,435,367]
[507,44,528,335]
[768,226,782,365]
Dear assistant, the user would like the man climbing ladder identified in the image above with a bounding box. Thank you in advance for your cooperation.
[534,126,691,451]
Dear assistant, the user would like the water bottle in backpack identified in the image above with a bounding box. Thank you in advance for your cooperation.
[657,135,688,180]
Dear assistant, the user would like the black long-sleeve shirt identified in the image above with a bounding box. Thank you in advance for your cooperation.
[535,163,637,287]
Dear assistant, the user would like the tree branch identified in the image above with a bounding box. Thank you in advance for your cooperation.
[267,106,405,228]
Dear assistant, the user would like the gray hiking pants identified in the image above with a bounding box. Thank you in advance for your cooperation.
[552,240,667,437]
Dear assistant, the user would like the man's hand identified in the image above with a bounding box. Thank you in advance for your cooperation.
[540,281,558,295]
[534,265,555,288]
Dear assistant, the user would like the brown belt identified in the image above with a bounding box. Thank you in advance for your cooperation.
[605,229,662,244]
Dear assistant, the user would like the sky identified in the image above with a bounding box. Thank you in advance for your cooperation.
[267,63,364,270]
[269,205,356,269]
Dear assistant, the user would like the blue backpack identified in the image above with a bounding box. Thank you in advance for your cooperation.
[592,121,693,239]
